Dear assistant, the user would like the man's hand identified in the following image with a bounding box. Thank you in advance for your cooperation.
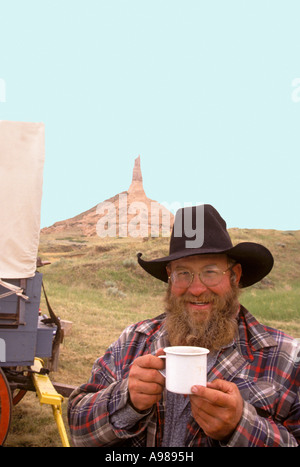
[128,349,165,412]
[189,379,244,441]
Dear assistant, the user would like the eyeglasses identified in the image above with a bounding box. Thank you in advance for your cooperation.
[169,265,235,289]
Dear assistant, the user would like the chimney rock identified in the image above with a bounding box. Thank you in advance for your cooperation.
[128,155,145,196]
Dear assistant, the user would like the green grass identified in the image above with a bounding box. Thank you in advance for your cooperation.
[4,229,300,446]
[241,284,300,336]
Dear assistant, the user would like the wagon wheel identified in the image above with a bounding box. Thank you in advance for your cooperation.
[0,367,12,445]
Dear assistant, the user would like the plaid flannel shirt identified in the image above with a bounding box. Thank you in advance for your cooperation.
[68,306,300,447]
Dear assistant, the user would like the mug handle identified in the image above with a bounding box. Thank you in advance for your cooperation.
[158,355,166,377]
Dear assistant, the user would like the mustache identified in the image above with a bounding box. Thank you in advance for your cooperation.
[180,291,218,303]
[176,290,232,310]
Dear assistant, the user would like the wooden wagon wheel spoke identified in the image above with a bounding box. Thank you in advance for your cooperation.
[12,389,27,406]
[0,368,12,446]
[12,366,29,406]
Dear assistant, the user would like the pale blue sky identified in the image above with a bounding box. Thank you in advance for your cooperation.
[1,0,300,230]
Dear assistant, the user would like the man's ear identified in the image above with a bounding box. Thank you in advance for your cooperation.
[232,263,242,285]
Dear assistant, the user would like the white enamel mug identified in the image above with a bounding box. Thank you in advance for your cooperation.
[158,346,209,394]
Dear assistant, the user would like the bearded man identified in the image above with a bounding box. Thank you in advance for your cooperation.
[68,205,300,447]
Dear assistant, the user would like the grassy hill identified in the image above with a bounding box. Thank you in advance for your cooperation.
[5,228,300,446]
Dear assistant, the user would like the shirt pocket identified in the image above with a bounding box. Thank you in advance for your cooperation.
[239,379,281,419]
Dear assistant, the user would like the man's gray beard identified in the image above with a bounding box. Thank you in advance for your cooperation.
[164,283,241,352]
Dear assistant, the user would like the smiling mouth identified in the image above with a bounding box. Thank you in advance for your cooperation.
[188,301,211,308]
[190,301,210,305]
[182,293,215,311]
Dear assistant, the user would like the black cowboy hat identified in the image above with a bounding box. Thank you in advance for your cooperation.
[137,204,274,288]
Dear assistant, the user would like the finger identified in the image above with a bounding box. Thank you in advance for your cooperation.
[206,379,235,394]
[190,400,218,426]
[131,379,164,396]
[190,402,235,441]
[129,370,165,412]
[190,397,225,434]
[135,354,165,370]
[190,394,236,434]
[130,392,163,411]
[190,394,222,418]
[155,348,165,357]
[130,365,165,385]
[190,385,231,408]
[141,370,165,386]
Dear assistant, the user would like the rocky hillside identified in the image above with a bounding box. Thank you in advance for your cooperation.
[41,156,174,237]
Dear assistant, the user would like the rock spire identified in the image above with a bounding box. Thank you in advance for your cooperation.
[128,156,145,196]
[41,156,173,237]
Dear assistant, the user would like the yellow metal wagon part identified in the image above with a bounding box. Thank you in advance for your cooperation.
[31,358,70,447]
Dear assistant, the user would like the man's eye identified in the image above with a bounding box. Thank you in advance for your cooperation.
[203,269,219,275]
[177,271,190,277]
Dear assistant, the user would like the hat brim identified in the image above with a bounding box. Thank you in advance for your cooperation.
[137,242,274,288]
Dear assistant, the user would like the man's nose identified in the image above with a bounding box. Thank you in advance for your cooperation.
[188,274,208,295]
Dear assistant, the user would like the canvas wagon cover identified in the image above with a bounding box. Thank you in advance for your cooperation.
[0,121,45,278]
